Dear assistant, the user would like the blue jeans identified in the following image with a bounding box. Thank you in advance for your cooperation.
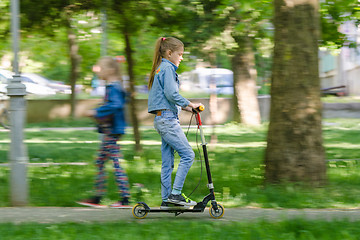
[154,110,195,201]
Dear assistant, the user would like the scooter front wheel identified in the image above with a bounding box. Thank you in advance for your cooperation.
[132,203,148,219]
[209,203,225,219]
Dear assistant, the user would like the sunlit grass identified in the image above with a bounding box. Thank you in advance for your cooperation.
[2,220,360,240]
[0,118,360,208]
[322,96,360,103]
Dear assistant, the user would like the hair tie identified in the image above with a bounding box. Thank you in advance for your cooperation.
[162,37,166,41]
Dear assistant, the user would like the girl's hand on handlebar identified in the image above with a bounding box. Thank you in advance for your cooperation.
[189,103,204,112]
[189,102,202,109]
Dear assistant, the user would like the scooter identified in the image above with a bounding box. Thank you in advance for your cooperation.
[132,106,225,219]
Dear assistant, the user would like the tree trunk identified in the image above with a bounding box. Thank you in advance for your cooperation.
[208,52,218,145]
[264,0,326,185]
[66,23,81,119]
[124,32,142,152]
[232,37,261,125]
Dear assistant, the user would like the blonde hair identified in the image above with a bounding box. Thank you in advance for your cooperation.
[148,37,184,89]
[97,56,122,81]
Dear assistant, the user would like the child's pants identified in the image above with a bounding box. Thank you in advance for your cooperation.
[94,133,130,199]
[154,110,195,201]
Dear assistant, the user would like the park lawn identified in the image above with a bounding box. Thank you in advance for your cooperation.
[0,118,360,208]
[1,219,360,240]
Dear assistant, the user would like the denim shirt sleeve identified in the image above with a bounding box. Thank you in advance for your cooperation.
[96,84,125,118]
[163,66,190,108]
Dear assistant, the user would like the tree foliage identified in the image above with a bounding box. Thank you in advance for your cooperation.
[0,0,357,86]
[0,0,358,184]
[320,0,360,48]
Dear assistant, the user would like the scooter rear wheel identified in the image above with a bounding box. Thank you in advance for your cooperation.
[209,203,225,219]
[132,203,148,219]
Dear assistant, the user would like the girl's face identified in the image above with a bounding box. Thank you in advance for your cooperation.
[167,48,184,67]
[93,63,111,81]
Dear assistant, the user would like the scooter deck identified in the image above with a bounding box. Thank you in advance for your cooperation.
[132,201,224,219]
[147,208,203,213]
[138,203,204,217]
[148,209,204,217]
[137,201,205,214]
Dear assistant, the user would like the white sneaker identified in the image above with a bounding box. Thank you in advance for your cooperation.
[167,193,197,206]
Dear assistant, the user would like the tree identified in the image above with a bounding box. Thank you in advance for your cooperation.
[109,0,152,152]
[264,0,326,185]
[225,1,273,126]
[320,0,360,48]
[20,0,99,118]
[62,4,83,118]
[177,0,273,126]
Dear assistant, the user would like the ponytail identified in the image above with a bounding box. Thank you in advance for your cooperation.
[148,37,163,89]
[148,37,184,89]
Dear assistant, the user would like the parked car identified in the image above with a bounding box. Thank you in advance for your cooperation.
[179,68,234,95]
[21,73,72,94]
[0,71,8,94]
[0,69,56,96]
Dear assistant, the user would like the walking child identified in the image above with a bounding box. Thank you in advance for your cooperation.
[77,56,131,208]
[148,37,203,209]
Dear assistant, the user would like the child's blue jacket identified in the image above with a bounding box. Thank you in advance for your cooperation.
[95,81,127,134]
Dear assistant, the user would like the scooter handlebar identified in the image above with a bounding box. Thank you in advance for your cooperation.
[192,105,205,113]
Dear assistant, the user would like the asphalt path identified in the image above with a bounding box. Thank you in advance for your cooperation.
[2,207,360,223]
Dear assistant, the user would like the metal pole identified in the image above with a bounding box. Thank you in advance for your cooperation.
[8,0,28,206]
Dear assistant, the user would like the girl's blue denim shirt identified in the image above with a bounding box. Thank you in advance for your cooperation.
[148,58,190,115]
[95,81,127,135]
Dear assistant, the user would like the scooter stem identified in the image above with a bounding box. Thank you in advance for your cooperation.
[195,112,206,145]
[194,110,214,190]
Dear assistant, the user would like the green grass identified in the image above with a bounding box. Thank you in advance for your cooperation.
[25,117,94,128]
[1,118,360,239]
[136,91,233,99]
[0,118,360,208]
[321,96,360,103]
[26,92,102,100]
[1,219,360,239]
[25,91,231,100]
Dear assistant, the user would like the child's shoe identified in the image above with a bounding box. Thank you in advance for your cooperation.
[76,196,106,208]
[167,193,197,206]
[109,198,131,209]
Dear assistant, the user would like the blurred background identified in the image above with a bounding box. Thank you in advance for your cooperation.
[0,0,356,100]
[2,2,360,236]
